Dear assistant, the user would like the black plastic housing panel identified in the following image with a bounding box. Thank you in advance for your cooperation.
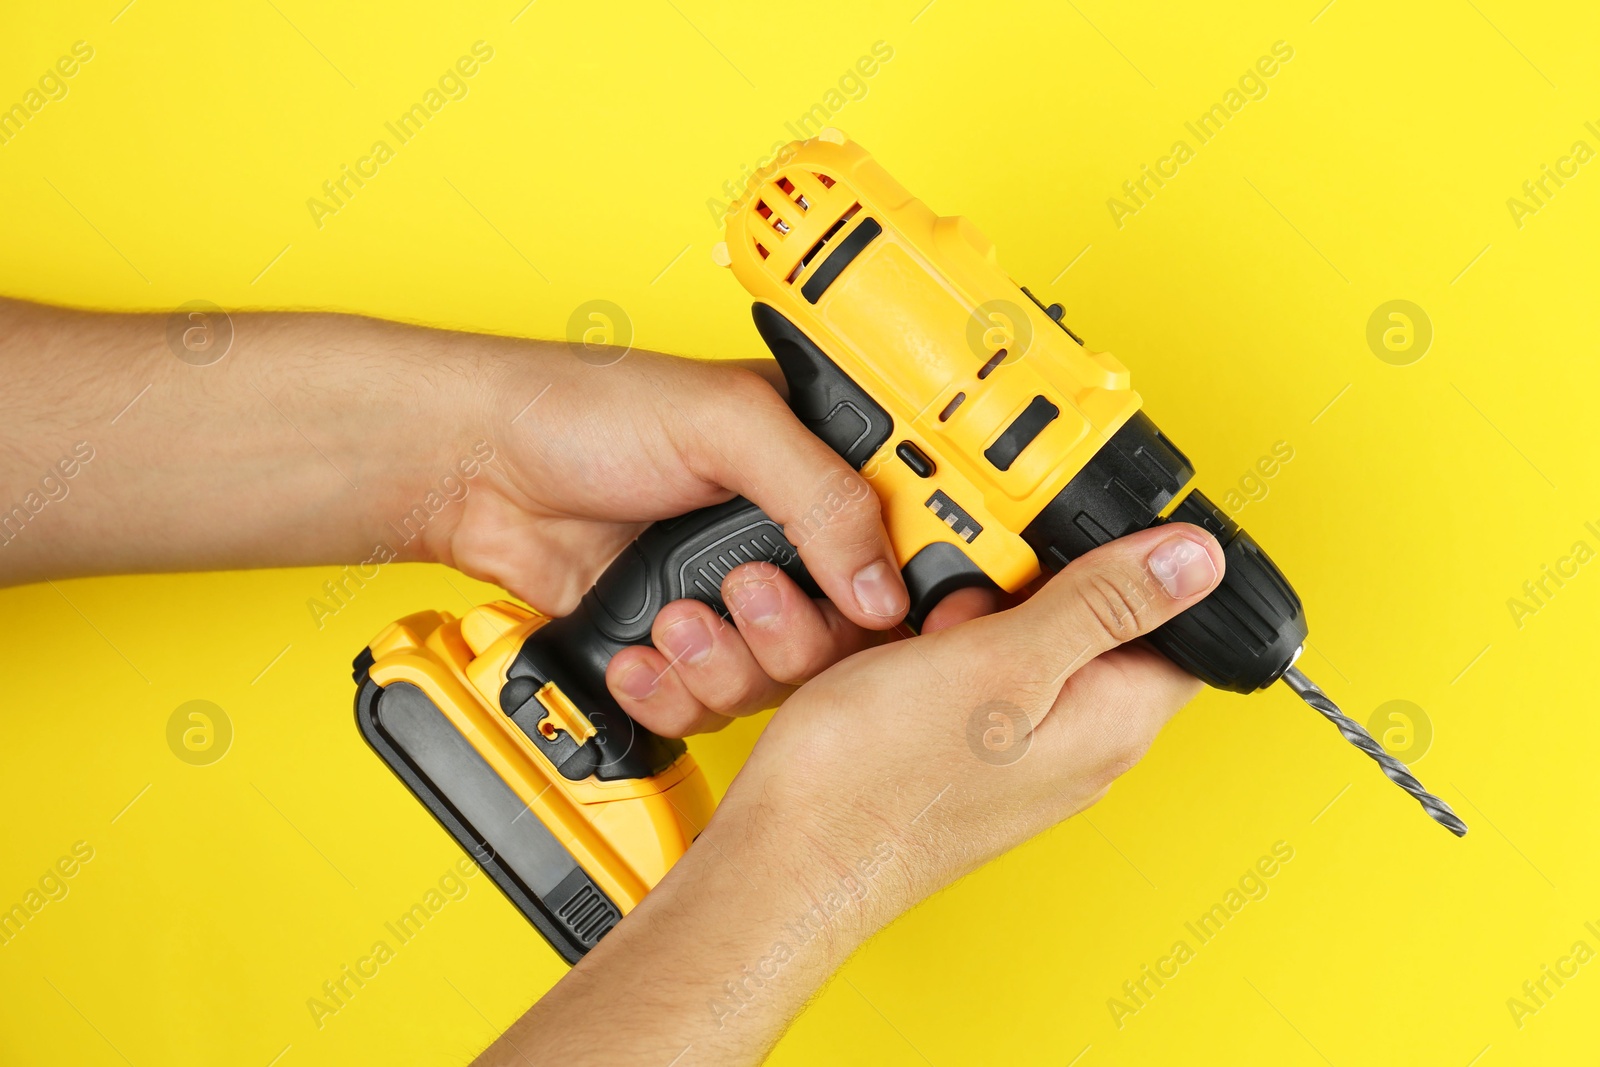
[1021,411,1195,567]
[902,541,1000,630]
[752,302,892,470]
[354,677,619,963]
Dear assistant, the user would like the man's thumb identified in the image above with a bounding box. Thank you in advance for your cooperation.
[1016,524,1225,678]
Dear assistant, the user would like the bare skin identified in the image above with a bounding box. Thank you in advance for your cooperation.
[478,525,1222,1065]
[0,297,933,735]
[1,297,1224,1065]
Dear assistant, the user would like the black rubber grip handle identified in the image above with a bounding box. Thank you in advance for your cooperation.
[501,499,816,782]
[563,497,816,665]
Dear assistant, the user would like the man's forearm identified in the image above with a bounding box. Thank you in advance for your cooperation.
[0,298,535,585]
[476,792,897,1066]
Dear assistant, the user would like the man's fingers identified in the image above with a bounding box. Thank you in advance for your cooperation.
[919,585,1005,634]
[1029,643,1204,799]
[1012,523,1224,681]
[649,599,789,714]
[601,588,812,739]
[722,562,885,683]
[691,370,906,630]
[603,562,888,736]
[605,643,734,738]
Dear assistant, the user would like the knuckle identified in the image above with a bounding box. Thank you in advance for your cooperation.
[722,365,781,404]
[714,369,792,430]
[761,642,827,687]
[1101,734,1154,782]
[1078,571,1150,645]
[785,470,881,552]
[696,668,767,716]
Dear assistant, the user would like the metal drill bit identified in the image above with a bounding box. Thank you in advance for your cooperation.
[1281,665,1468,837]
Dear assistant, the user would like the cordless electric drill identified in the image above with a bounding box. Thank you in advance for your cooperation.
[353,130,1463,964]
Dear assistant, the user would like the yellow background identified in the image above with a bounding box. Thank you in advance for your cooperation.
[2,0,1597,1063]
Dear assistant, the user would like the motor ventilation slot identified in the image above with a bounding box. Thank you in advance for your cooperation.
[756,200,791,235]
[776,175,809,211]
[787,204,861,284]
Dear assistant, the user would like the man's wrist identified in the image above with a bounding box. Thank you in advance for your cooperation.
[678,791,904,954]
[499,791,901,1065]
[341,322,548,568]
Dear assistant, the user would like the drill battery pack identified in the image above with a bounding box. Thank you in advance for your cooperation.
[353,603,713,963]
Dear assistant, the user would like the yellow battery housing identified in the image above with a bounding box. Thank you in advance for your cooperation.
[356,603,712,960]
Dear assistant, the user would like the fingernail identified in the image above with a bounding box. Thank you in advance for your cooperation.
[733,576,783,625]
[617,662,659,700]
[660,616,714,665]
[852,560,906,619]
[1148,536,1217,599]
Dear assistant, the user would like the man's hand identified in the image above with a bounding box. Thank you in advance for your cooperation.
[481,523,1224,1066]
[0,299,916,736]
[438,348,919,737]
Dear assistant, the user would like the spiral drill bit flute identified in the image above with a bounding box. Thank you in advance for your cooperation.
[1283,667,1468,835]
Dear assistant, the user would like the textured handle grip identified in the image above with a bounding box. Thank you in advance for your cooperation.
[581,498,816,654]
[502,499,815,783]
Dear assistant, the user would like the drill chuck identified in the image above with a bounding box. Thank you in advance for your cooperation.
[1022,412,1462,832]
[1021,412,1308,692]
